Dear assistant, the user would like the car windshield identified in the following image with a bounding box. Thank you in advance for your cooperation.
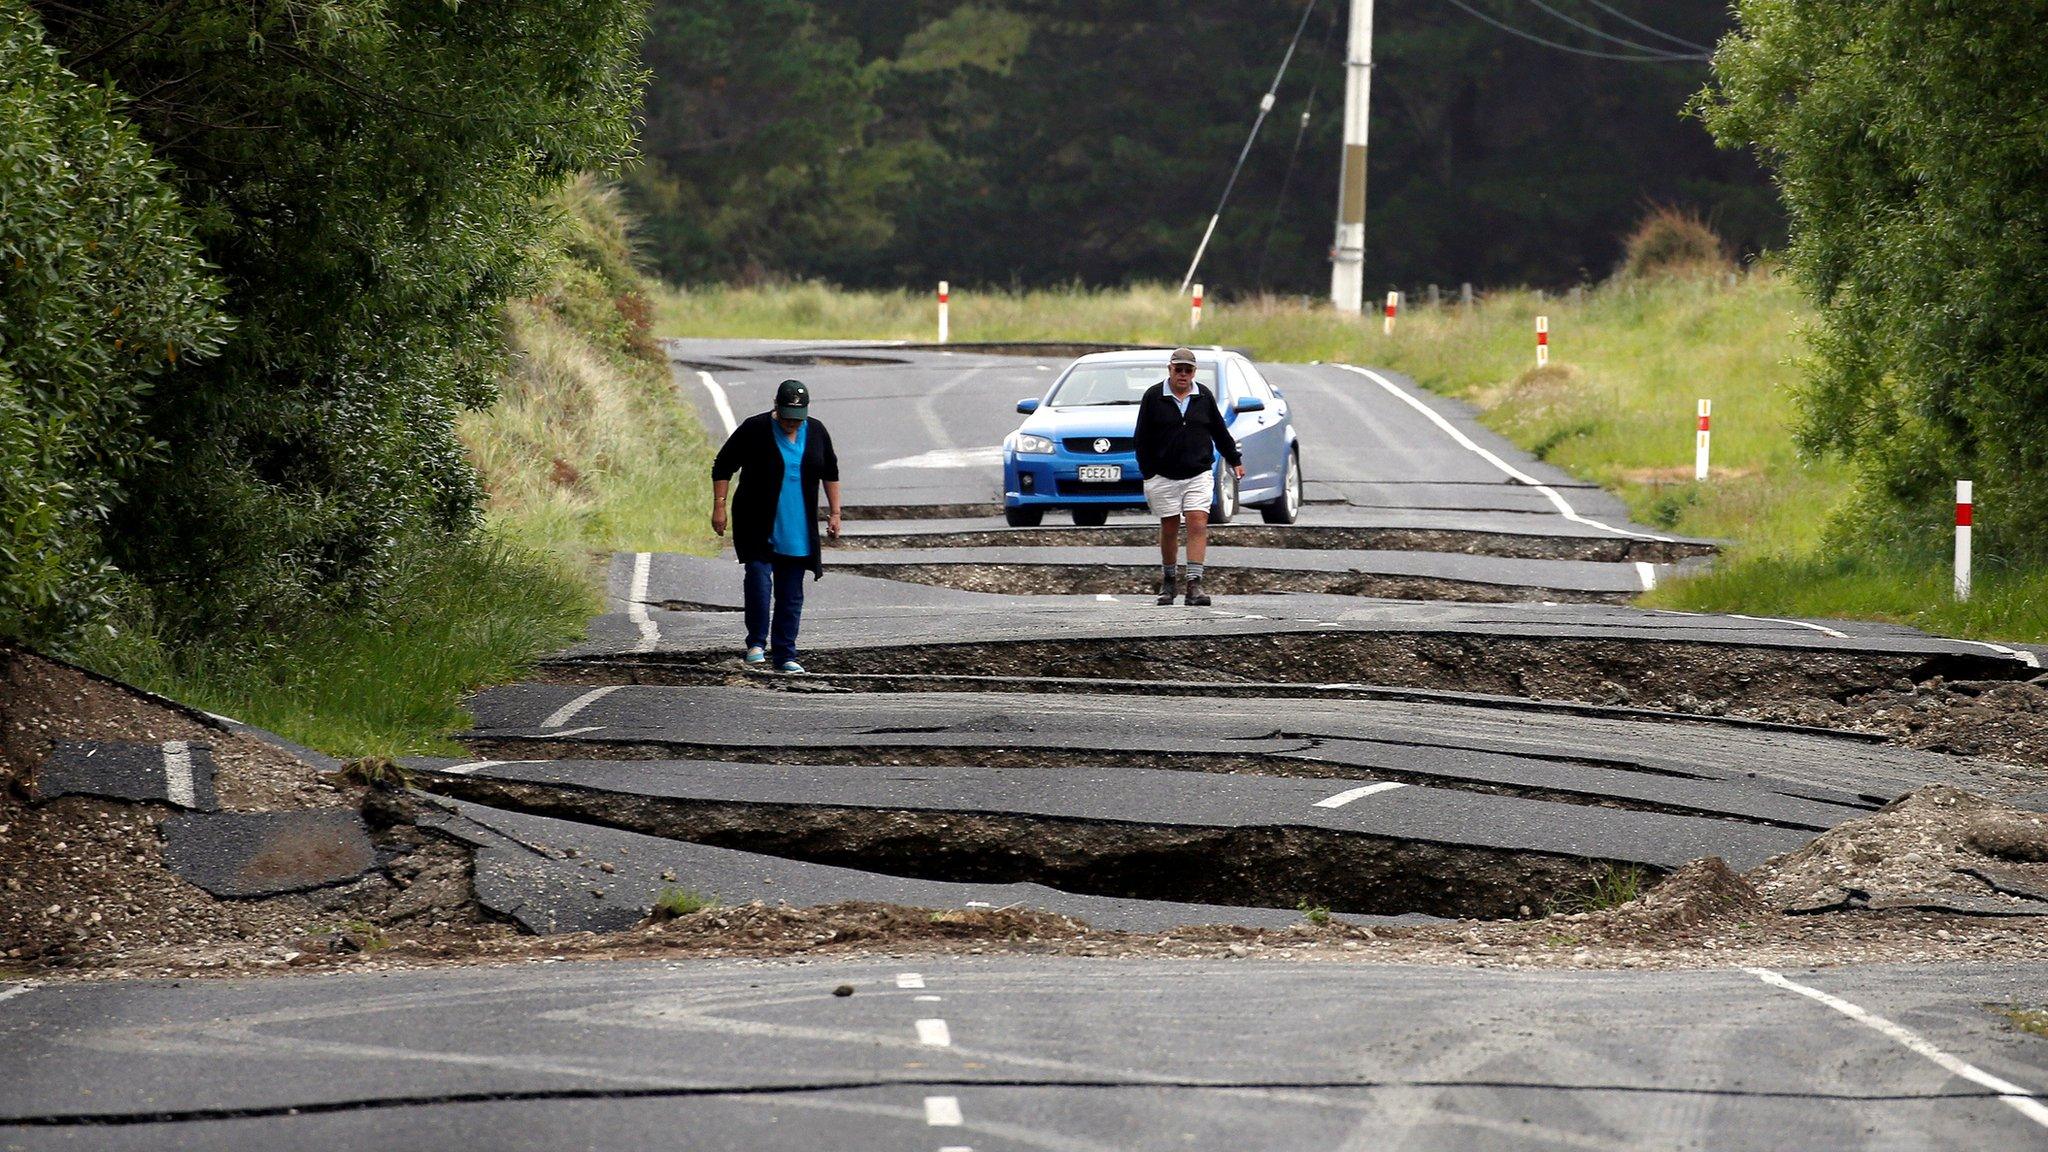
[1047,363,1216,407]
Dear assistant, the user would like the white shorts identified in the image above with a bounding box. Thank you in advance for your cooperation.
[1144,473,1214,518]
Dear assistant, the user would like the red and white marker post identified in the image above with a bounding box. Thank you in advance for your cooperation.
[1190,283,1204,331]
[1383,290,1398,336]
[1695,399,1712,482]
[1956,480,1974,601]
[1535,315,1549,368]
[937,280,950,344]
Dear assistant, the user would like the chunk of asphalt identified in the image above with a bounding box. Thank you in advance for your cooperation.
[160,810,378,898]
[34,739,219,811]
[1959,866,2048,904]
[415,792,1428,934]
[1861,893,2048,917]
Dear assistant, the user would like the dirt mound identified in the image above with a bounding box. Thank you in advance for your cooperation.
[0,646,510,971]
[1594,858,1767,935]
[1748,785,2048,912]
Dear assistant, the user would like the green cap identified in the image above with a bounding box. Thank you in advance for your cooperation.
[774,378,811,421]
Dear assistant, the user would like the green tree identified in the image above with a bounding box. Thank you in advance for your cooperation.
[0,5,228,643]
[1697,0,2048,551]
[30,0,646,634]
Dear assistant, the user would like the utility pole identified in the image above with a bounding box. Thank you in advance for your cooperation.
[1329,0,1373,313]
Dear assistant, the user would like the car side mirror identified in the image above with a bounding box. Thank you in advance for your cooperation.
[1234,396,1266,413]
[1016,397,1041,414]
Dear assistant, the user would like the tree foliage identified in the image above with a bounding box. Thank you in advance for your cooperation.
[631,0,1775,293]
[1697,0,2048,551]
[27,0,646,636]
[0,5,228,643]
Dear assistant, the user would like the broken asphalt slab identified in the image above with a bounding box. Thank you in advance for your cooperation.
[415,793,1415,933]
[32,739,219,811]
[160,810,378,898]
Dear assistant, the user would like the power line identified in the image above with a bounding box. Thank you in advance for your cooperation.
[1178,0,1321,294]
[1439,0,1709,62]
[1577,0,1713,53]
[1522,0,1702,59]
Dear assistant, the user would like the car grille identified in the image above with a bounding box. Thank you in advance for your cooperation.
[1062,436,1134,455]
[1053,478,1145,497]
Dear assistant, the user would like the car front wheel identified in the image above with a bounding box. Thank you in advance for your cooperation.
[1071,507,1109,527]
[1260,447,1301,524]
[1004,506,1045,527]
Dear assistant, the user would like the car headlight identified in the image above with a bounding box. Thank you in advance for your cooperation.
[1012,433,1056,455]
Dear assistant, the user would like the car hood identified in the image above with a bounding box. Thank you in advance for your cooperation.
[1017,405,1141,439]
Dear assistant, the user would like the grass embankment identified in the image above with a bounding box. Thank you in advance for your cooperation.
[80,180,716,757]
[656,276,2048,644]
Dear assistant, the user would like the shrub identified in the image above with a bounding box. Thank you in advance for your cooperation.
[0,8,227,644]
[1618,206,1733,281]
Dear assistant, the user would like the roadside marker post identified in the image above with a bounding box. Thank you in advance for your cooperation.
[1535,315,1549,368]
[1383,290,1398,335]
[937,281,950,344]
[1956,480,1973,602]
[1190,283,1204,331]
[1695,399,1711,482]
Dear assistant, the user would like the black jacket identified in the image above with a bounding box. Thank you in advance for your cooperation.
[1133,381,1241,480]
[711,412,840,576]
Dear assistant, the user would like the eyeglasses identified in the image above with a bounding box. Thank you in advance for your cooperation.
[1170,364,1195,374]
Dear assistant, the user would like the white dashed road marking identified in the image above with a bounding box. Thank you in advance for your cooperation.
[628,551,659,655]
[875,446,1005,470]
[896,973,926,989]
[1313,781,1408,809]
[438,760,546,777]
[548,725,605,738]
[695,369,738,437]
[915,1018,953,1047]
[162,741,196,809]
[914,995,942,1003]
[924,1096,964,1126]
[1328,364,1673,542]
[541,685,622,730]
[1634,562,1658,591]
[1746,967,2048,1130]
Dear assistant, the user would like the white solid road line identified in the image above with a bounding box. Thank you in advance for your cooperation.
[897,972,926,989]
[1313,781,1408,809]
[628,552,659,655]
[1726,612,1851,640]
[875,446,1005,470]
[1328,364,1673,543]
[924,1096,964,1126]
[161,740,196,809]
[695,369,738,436]
[1746,967,2048,1130]
[915,994,943,1002]
[1634,562,1658,591]
[915,1018,953,1047]
[541,685,623,730]
[1954,638,2044,669]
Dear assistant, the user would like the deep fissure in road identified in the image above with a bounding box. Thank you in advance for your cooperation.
[842,561,1639,604]
[834,525,1714,564]
[421,777,1633,919]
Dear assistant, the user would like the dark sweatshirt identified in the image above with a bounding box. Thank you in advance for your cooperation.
[711,412,840,577]
[1133,381,1241,481]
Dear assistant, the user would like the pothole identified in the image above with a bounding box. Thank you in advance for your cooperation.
[420,777,1633,919]
[843,561,1637,604]
[834,525,1715,565]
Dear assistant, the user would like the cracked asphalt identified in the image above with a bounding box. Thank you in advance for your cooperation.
[9,341,2047,1149]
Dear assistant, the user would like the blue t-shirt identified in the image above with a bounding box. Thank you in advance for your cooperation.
[769,421,810,558]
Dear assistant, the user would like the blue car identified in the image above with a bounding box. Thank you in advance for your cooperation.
[1002,348,1302,527]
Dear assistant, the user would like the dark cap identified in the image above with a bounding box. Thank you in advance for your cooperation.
[774,378,811,421]
[1168,347,1197,365]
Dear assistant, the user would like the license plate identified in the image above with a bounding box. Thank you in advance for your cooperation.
[1076,464,1122,482]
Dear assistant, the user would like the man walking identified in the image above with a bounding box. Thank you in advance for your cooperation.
[710,378,841,673]
[1134,347,1243,606]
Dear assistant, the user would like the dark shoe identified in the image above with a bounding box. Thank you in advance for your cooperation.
[1156,575,1177,605]
[1184,577,1211,607]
